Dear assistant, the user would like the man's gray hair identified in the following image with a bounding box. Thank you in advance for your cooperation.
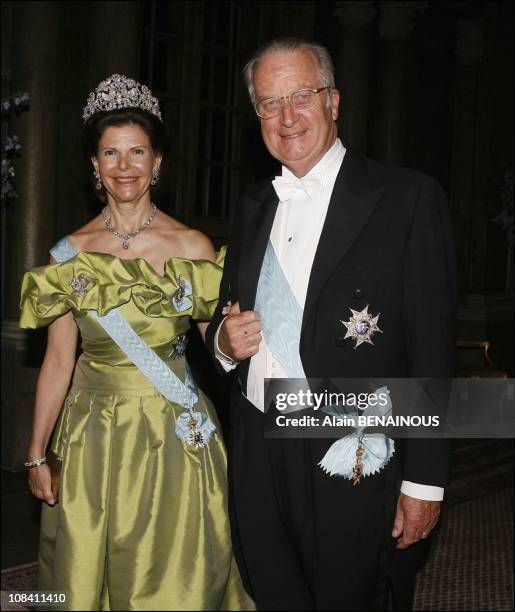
[243,37,336,104]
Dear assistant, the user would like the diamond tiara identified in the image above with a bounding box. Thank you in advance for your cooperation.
[82,74,162,123]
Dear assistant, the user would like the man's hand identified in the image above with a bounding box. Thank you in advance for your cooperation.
[392,493,441,549]
[218,301,262,361]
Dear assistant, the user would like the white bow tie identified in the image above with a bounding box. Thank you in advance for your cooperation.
[272,173,323,202]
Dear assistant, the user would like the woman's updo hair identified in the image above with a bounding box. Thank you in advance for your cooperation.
[83,107,169,201]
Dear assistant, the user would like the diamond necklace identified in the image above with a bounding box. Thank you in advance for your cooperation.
[102,203,157,249]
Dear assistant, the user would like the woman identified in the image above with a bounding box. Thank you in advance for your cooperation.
[19,74,253,611]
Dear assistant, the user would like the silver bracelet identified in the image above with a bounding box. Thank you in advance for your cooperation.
[24,457,47,468]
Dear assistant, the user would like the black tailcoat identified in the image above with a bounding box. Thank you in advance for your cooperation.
[206,149,456,611]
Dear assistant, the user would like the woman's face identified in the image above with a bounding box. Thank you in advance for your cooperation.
[92,123,161,205]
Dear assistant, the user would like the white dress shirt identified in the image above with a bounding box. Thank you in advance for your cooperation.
[215,138,443,501]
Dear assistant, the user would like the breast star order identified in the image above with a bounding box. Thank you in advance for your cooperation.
[340,305,383,349]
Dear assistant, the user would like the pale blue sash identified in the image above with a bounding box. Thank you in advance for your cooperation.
[254,241,306,379]
[50,237,216,447]
[254,239,394,480]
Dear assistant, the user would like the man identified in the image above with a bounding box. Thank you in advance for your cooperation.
[206,38,455,611]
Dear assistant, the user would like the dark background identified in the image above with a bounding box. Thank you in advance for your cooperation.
[1,0,513,569]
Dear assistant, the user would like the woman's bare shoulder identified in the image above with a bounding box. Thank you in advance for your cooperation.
[179,229,216,261]
[157,213,216,261]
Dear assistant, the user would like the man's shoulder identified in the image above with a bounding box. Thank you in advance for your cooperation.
[341,149,448,224]
[348,149,440,193]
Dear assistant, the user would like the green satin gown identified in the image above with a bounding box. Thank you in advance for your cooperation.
[19,248,254,611]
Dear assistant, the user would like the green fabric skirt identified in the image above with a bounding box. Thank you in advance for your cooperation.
[38,359,254,611]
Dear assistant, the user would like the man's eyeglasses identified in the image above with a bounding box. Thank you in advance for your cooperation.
[254,87,330,119]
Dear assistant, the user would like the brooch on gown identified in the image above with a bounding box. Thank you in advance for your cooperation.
[318,387,395,484]
[340,305,382,349]
[70,273,92,297]
[171,276,193,312]
[168,334,188,359]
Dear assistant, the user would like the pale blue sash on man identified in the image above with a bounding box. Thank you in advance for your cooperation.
[50,237,216,448]
[254,239,394,480]
[254,241,306,379]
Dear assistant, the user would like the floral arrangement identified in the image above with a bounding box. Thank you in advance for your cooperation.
[1,68,29,203]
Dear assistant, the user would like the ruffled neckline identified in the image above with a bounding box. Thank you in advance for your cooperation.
[22,247,226,319]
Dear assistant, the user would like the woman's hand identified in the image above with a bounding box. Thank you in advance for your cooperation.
[28,463,58,505]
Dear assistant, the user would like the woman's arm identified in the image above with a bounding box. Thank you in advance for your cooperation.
[27,310,78,504]
[181,230,218,343]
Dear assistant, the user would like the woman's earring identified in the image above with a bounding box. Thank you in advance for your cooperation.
[151,166,160,186]
[93,169,102,191]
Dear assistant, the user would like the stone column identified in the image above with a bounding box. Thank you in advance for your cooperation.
[4,1,61,316]
[2,1,62,469]
[89,1,141,87]
[450,18,512,356]
[372,1,427,164]
[333,1,376,153]
[449,18,484,300]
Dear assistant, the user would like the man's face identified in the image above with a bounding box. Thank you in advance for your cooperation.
[253,49,340,178]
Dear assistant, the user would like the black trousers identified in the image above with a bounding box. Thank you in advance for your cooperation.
[227,392,424,611]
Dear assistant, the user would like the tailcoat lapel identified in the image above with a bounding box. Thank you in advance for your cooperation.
[301,151,384,340]
[238,183,279,312]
